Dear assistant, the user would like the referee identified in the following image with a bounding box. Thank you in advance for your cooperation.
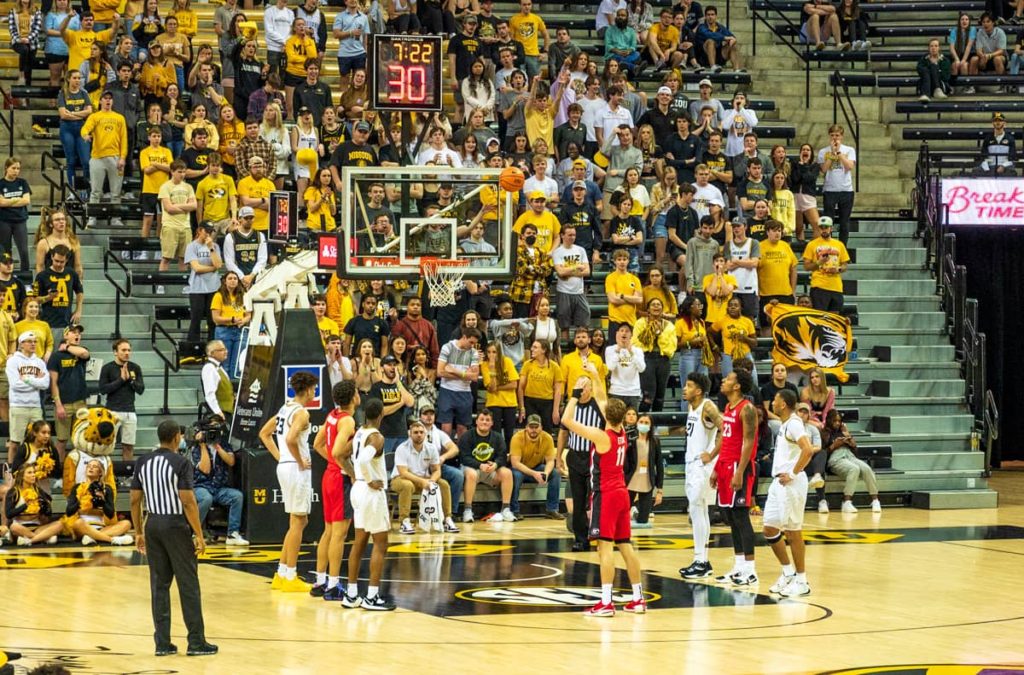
[130,420,218,658]
[557,372,606,552]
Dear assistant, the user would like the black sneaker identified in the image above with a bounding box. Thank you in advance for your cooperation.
[310,583,326,597]
[679,561,714,579]
[323,585,344,601]
[155,644,178,657]
[361,595,396,611]
[186,642,218,656]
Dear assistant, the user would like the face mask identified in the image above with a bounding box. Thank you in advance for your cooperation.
[637,423,651,434]
[615,17,628,27]
[524,235,537,246]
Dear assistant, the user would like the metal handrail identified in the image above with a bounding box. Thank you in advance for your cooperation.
[751,0,811,107]
[151,322,180,416]
[102,250,133,340]
[831,70,861,191]
[983,388,999,476]
[40,151,68,209]
[0,83,13,156]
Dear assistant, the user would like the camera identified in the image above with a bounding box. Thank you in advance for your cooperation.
[189,416,227,446]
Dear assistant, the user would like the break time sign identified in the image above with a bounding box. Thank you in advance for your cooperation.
[942,178,1024,225]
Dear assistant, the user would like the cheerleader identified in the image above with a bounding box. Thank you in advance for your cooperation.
[5,463,64,545]
[62,459,134,545]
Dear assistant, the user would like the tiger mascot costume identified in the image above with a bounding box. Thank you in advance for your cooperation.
[62,407,121,498]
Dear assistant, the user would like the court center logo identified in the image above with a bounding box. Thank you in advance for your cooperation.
[456,586,661,607]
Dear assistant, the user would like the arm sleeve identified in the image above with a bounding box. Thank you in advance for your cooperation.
[132,364,146,395]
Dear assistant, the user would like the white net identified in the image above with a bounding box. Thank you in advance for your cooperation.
[420,259,469,307]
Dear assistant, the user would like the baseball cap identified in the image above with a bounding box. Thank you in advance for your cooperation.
[64,323,84,335]
[698,78,713,88]
[18,331,36,343]
[420,403,436,413]
[297,106,312,116]
[354,120,371,132]
[526,414,543,427]
[796,402,811,412]
[463,13,478,22]
[0,250,11,264]
[992,112,1005,121]
[100,90,114,99]
[819,216,833,229]
[196,220,216,231]
[486,137,501,146]
[528,190,547,201]
[657,86,672,95]
[381,355,399,365]
[572,158,587,168]
[572,180,587,189]
[238,206,255,218]
[440,181,454,190]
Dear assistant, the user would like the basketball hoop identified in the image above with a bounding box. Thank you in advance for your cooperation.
[419,258,470,306]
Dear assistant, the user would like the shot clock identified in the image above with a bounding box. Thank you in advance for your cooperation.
[370,34,443,112]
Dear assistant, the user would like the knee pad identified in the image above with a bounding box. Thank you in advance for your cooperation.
[764,530,783,544]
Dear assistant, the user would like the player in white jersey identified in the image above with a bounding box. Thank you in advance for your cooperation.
[259,371,319,593]
[679,372,723,580]
[342,397,396,611]
[763,388,815,598]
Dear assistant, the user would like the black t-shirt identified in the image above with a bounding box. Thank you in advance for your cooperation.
[553,123,586,160]
[560,201,602,258]
[48,346,89,403]
[702,150,731,193]
[344,314,390,355]
[370,379,408,438]
[456,428,507,469]
[98,359,145,412]
[760,380,797,409]
[181,147,211,187]
[294,80,334,125]
[747,217,768,242]
[0,178,31,224]
[0,276,26,317]
[739,178,769,205]
[447,32,482,81]
[330,141,379,170]
[34,268,83,329]
[664,133,701,183]
[666,204,699,249]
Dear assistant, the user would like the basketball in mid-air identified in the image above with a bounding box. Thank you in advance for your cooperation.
[499,166,525,192]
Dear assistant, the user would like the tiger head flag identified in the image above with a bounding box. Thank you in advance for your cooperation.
[769,303,853,383]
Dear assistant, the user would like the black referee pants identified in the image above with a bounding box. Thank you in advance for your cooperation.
[146,516,207,650]
[568,454,591,545]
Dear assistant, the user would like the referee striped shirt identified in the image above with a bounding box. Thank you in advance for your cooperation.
[131,449,195,516]
[564,399,605,453]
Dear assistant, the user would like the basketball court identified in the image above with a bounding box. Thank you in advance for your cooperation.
[2,473,1022,674]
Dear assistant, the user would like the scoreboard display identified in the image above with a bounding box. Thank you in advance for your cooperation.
[371,34,443,112]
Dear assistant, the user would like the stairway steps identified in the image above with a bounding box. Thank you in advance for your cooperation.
[911,489,997,510]
[871,414,974,434]
[892,452,985,472]
[873,345,956,362]
[870,379,966,398]
[856,311,945,330]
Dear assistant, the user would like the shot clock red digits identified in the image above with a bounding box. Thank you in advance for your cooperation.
[372,34,442,112]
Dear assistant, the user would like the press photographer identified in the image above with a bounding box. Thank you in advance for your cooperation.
[187,417,248,546]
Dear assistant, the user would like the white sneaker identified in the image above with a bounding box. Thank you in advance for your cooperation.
[156,285,165,295]
[780,579,811,597]
[871,499,882,513]
[81,535,97,546]
[933,88,947,99]
[86,217,97,228]
[443,517,460,533]
[501,507,516,522]
[462,508,474,523]
[46,536,57,544]
[489,512,505,523]
[770,574,795,594]
[399,518,415,534]
[111,534,134,546]
[111,217,125,228]
[808,473,825,489]
[818,499,829,514]
[677,290,687,307]
[226,531,250,546]
[841,501,858,514]
[918,94,930,102]
[17,536,32,546]
[863,39,872,48]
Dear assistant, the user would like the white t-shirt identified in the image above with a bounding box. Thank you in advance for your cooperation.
[438,339,479,393]
[391,439,440,479]
[596,104,635,147]
[417,146,463,168]
[523,175,559,201]
[595,0,626,31]
[551,244,588,294]
[580,96,607,143]
[773,415,808,477]
[605,344,645,397]
[693,183,725,219]
[817,143,856,193]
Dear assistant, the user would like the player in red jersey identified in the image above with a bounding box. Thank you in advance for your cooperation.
[712,370,759,586]
[563,377,646,618]
[310,380,359,600]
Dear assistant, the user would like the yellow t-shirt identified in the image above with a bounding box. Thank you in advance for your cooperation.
[802,237,850,293]
[524,104,554,155]
[642,285,678,317]
[157,179,196,229]
[170,8,198,37]
[560,350,607,396]
[605,270,642,325]
[509,12,546,56]
[236,176,276,231]
[64,26,116,71]
[139,145,173,195]
[304,186,337,232]
[649,23,680,52]
[285,35,317,78]
[520,358,561,401]
[81,110,128,159]
[218,119,245,166]
[210,291,246,322]
[702,273,737,326]
[513,210,561,255]
[196,172,237,222]
[713,314,756,359]
[758,239,798,297]
[510,428,555,468]
[481,356,520,409]
[14,319,53,358]
[674,316,707,349]
[317,316,339,347]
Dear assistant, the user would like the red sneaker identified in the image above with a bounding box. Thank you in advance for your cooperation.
[584,601,616,617]
[624,598,647,614]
